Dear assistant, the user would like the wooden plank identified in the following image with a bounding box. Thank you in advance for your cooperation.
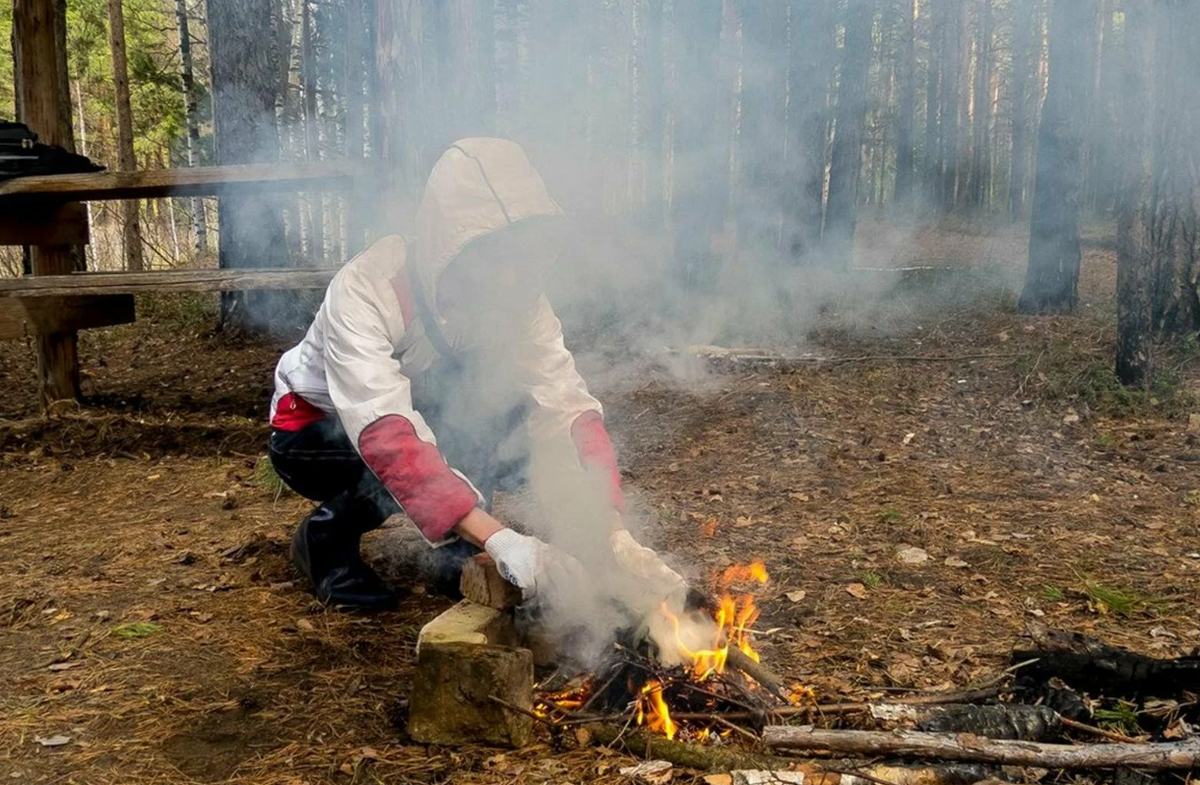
[0,295,135,340]
[0,203,89,246]
[15,0,81,404]
[0,161,371,202]
[0,268,338,297]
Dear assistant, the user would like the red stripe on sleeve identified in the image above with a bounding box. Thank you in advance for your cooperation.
[358,415,479,542]
[570,411,626,513]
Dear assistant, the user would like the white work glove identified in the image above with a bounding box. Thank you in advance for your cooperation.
[484,528,589,604]
[609,530,688,610]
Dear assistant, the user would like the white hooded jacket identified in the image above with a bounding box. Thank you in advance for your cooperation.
[270,139,623,542]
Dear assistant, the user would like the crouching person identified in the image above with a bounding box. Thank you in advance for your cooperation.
[267,139,684,612]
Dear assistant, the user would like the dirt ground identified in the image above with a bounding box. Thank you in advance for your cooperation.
[3,222,1200,784]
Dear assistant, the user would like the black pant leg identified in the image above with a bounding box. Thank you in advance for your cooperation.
[269,419,399,534]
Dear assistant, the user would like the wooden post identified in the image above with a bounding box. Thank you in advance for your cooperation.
[14,0,82,404]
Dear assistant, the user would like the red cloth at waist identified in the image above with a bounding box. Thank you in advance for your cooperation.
[271,392,326,431]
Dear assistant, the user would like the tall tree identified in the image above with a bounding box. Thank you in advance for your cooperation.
[940,0,964,209]
[670,0,728,288]
[1018,0,1093,314]
[175,0,208,252]
[300,0,324,262]
[738,0,789,260]
[923,0,945,203]
[967,0,992,208]
[1115,0,1155,386]
[107,0,146,271]
[207,0,290,331]
[824,0,874,268]
[1008,0,1035,218]
[893,0,916,206]
[344,0,368,254]
[786,0,834,260]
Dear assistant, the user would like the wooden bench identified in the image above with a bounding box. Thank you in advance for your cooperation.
[0,268,338,340]
[0,162,364,401]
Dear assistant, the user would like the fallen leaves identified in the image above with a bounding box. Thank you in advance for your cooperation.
[846,583,869,600]
[785,590,808,603]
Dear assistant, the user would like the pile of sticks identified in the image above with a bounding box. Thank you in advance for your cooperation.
[539,623,1200,777]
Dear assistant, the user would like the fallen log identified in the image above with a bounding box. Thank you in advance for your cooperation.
[718,764,992,785]
[915,704,1060,741]
[1015,622,1200,698]
[762,727,1200,770]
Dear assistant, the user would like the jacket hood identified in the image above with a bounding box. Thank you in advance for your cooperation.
[412,138,564,323]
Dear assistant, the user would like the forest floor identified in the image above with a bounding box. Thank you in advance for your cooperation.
[3,220,1200,784]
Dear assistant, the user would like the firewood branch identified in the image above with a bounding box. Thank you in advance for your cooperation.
[762,727,1200,770]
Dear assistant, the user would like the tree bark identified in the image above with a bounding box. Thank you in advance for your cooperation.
[763,726,1200,770]
[894,0,916,207]
[923,0,944,203]
[738,0,789,261]
[670,0,728,289]
[1115,0,1155,386]
[967,0,992,209]
[940,0,964,209]
[1008,0,1034,219]
[824,0,874,268]
[175,0,208,252]
[344,0,367,255]
[13,0,82,403]
[1017,0,1092,315]
[207,0,290,333]
[106,0,146,272]
[784,0,833,262]
[375,0,430,211]
[300,0,324,263]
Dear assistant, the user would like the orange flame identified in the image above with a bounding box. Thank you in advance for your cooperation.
[636,680,677,739]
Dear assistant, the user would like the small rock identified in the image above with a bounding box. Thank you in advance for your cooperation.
[34,735,71,747]
[896,545,930,565]
[944,556,969,568]
[295,618,315,632]
[785,590,807,603]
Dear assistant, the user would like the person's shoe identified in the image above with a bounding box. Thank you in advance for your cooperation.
[291,507,398,612]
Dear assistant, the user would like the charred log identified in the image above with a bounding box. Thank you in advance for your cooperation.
[915,704,1061,741]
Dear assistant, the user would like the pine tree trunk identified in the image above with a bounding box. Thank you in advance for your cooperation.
[968,0,992,209]
[207,0,290,332]
[786,0,834,260]
[1018,0,1092,315]
[739,0,789,260]
[924,0,944,204]
[824,0,874,268]
[894,0,916,207]
[1115,0,1155,387]
[375,0,430,210]
[445,0,496,144]
[107,0,146,271]
[1148,2,1200,337]
[344,0,367,254]
[1008,0,1033,219]
[940,0,963,210]
[639,0,665,226]
[300,0,324,263]
[670,0,728,288]
[175,0,209,252]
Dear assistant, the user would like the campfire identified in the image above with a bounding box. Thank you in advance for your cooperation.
[532,561,806,741]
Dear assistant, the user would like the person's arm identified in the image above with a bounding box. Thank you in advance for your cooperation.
[514,295,626,515]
